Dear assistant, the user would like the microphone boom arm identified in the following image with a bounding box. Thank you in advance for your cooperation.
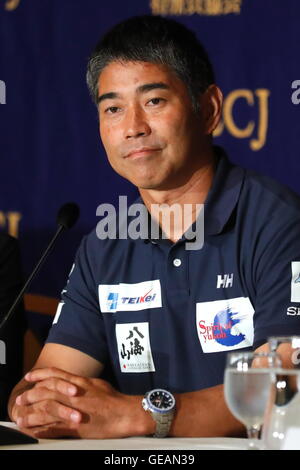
[0,224,64,332]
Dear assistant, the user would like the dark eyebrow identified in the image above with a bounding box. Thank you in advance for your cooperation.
[97,92,119,105]
[137,82,170,93]
[97,82,170,105]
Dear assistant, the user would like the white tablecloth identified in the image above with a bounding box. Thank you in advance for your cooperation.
[0,421,247,450]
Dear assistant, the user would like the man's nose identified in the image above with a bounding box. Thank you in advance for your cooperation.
[124,105,151,139]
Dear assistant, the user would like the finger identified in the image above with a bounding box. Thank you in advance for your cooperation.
[25,367,73,382]
[16,400,82,428]
[33,378,78,396]
[16,387,68,406]
[25,367,83,386]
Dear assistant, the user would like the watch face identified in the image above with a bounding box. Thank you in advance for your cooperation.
[149,389,175,412]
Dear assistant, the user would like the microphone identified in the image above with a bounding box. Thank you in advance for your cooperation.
[57,202,80,229]
[0,203,79,332]
[0,202,80,445]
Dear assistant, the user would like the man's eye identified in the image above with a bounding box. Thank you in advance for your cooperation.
[148,98,164,106]
[105,106,120,114]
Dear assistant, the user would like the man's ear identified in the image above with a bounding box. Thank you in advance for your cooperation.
[199,85,223,135]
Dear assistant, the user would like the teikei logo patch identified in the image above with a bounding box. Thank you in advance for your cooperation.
[98,280,162,313]
[291,262,300,302]
[115,322,155,373]
[196,297,254,353]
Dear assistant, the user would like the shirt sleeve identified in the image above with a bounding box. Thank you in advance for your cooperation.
[252,215,300,349]
[45,233,109,364]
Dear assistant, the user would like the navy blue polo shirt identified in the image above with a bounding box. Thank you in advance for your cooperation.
[46,146,300,395]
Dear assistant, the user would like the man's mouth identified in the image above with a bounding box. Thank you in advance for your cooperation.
[124,147,161,159]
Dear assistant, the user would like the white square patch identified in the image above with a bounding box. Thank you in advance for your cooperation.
[115,322,155,373]
[291,262,300,302]
[196,297,254,353]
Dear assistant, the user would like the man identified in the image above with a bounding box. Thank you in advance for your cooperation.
[0,232,26,419]
[8,15,300,439]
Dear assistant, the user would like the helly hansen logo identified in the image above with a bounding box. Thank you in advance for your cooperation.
[217,273,234,288]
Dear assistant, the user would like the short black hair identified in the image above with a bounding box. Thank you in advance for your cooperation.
[86,15,215,113]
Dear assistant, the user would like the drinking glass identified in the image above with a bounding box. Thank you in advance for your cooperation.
[262,369,300,449]
[224,351,281,449]
[262,336,300,449]
[268,336,300,369]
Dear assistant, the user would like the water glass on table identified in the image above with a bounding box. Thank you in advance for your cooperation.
[262,336,300,449]
[224,351,281,449]
[268,335,300,369]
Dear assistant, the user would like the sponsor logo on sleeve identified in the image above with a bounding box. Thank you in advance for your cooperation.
[115,322,155,373]
[98,280,162,313]
[287,306,300,316]
[291,262,300,302]
[196,297,254,353]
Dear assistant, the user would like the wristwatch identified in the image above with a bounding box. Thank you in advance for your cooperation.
[142,388,176,437]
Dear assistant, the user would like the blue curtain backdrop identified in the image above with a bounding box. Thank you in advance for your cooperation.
[0,0,299,338]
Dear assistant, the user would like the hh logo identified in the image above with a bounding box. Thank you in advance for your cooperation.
[217,273,233,288]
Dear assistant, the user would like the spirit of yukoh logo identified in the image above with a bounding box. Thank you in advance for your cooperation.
[96,196,204,251]
[199,306,245,346]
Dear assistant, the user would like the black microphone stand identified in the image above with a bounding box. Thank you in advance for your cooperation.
[0,224,64,333]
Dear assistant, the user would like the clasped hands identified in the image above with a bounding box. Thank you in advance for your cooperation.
[11,367,140,439]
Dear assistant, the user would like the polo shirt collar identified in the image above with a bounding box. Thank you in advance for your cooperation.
[204,146,245,235]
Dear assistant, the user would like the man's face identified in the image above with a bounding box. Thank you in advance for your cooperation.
[98,60,208,190]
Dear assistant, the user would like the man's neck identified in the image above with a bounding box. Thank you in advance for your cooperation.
[139,149,216,243]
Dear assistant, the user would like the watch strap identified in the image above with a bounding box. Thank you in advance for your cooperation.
[152,410,174,438]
